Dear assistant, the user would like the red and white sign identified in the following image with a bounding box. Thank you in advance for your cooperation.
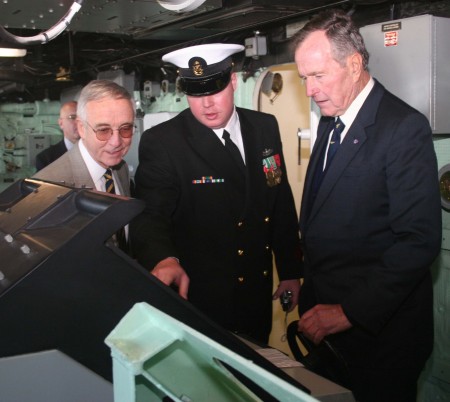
[384,31,398,47]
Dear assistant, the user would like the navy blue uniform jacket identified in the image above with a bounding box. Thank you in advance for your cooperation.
[131,107,301,342]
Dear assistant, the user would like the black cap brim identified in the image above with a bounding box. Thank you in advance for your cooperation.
[179,68,232,96]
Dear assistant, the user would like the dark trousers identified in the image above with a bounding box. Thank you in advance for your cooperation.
[349,365,422,402]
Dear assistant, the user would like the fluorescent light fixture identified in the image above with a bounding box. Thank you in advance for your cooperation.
[0,48,27,57]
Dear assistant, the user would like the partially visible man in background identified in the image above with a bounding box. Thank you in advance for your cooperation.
[35,100,79,171]
[293,8,441,402]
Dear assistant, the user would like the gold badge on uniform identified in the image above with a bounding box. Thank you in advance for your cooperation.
[262,154,282,187]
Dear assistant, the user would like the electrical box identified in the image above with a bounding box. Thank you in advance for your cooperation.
[26,133,51,167]
[97,69,136,97]
[245,35,267,58]
[143,80,161,99]
[361,14,450,134]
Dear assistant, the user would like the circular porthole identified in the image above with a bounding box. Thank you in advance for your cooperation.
[438,163,450,210]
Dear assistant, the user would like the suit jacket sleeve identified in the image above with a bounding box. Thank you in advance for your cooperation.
[341,107,442,334]
[130,124,180,268]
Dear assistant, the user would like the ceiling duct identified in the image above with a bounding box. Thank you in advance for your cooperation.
[0,0,349,99]
[119,0,349,40]
[0,0,347,41]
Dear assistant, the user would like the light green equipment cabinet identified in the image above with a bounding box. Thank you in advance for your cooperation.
[105,302,319,402]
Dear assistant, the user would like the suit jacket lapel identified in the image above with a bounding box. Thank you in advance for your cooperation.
[303,81,383,227]
[309,122,367,220]
[300,117,333,229]
[68,143,95,188]
[237,109,260,216]
[114,161,130,197]
[57,139,68,154]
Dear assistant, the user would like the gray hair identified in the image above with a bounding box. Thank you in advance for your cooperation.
[76,79,135,121]
[292,9,369,70]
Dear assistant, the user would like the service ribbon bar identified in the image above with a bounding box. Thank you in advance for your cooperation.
[192,176,225,184]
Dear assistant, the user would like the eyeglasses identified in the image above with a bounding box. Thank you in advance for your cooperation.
[84,121,135,141]
[63,114,77,120]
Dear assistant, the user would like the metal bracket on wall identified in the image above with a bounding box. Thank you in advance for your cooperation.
[297,128,311,165]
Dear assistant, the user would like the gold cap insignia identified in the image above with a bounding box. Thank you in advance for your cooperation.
[192,60,204,76]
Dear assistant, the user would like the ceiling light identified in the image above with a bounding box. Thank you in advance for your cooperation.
[157,0,206,12]
[0,48,26,57]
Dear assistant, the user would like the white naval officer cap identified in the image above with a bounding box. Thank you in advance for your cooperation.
[162,43,244,96]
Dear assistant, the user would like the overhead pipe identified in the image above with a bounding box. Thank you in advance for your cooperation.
[0,0,83,45]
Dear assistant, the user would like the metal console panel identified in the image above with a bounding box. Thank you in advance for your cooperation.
[106,302,318,402]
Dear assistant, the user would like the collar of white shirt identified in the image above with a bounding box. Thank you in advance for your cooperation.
[78,139,119,193]
[212,108,246,162]
[338,77,375,140]
[64,137,75,151]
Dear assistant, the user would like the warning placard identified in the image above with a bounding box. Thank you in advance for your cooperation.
[384,31,398,47]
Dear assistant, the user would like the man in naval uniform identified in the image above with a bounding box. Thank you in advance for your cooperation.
[131,43,301,343]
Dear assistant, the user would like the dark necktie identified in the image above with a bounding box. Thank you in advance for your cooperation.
[306,117,345,218]
[325,117,345,169]
[222,130,245,170]
[103,169,127,252]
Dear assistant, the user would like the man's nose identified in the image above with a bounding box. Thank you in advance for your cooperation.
[202,95,214,107]
[108,130,122,146]
[304,79,319,97]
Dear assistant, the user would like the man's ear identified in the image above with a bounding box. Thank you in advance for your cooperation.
[231,72,238,91]
[76,120,86,139]
[349,52,363,81]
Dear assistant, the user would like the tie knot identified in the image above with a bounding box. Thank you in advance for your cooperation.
[334,117,344,132]
[222,129,245,170]
[104,168,113,180]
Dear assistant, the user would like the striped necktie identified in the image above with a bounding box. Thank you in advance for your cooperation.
[103,168,128,252]
[104,168,115,194]
[306,117,346,217]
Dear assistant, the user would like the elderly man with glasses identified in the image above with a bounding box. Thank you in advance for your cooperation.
[33,79,135,250]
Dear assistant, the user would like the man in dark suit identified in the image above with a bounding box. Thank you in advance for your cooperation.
[131,43,302,344]
[293,9,441,402]
[35,100,79,171]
